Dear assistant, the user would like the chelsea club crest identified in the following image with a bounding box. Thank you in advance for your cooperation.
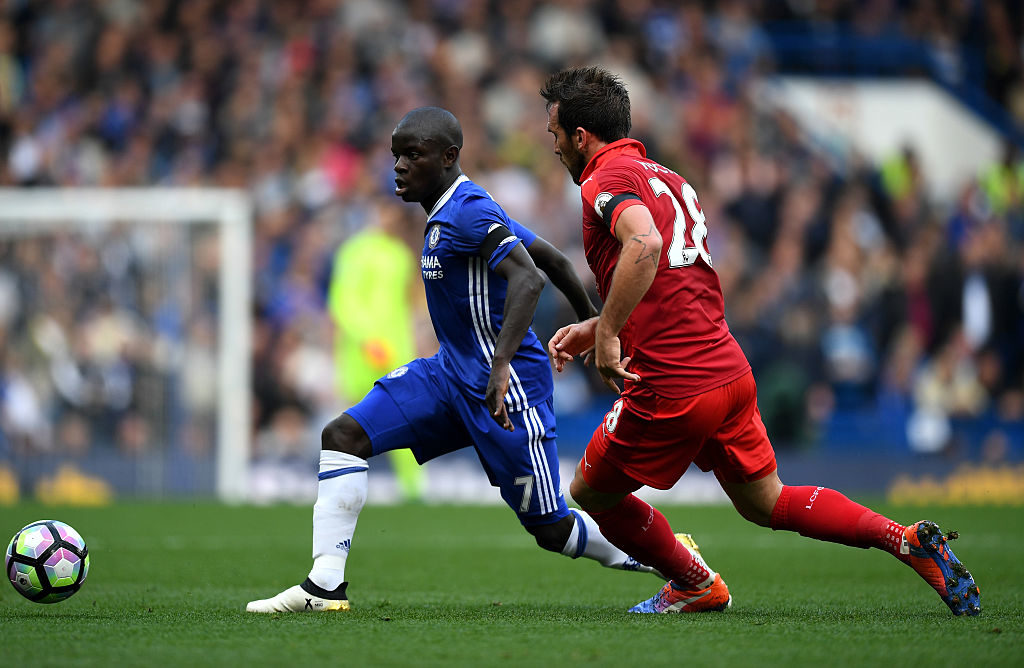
[427,224,441,248]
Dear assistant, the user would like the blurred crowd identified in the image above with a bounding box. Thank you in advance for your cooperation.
[0,0,1021,470]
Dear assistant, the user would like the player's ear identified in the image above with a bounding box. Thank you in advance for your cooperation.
[442,145,460,167]
[574,127,586,151]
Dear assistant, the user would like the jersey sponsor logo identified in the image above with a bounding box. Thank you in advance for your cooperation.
[593,191,613,219]
[427,224,441,248]
[421,254,444,280]
[387,366,409,379]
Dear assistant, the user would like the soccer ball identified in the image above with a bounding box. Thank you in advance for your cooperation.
[5,520,90,603]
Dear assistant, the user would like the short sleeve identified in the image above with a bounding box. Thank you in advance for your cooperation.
[582,166,647,234]
[450,193,523,270]
[508,219,537,248]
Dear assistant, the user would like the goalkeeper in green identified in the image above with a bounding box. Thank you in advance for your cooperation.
[327,203,427,501]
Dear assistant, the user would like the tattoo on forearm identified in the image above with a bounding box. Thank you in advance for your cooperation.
[631,223,658,265]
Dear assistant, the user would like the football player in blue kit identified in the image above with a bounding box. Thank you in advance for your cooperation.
[247,107,714,612]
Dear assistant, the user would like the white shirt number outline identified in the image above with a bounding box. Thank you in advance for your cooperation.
[604,399,624,434]
[648,177,712,268]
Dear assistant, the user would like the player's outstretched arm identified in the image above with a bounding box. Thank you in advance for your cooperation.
[488,243,546,430]
[525,236,599,321]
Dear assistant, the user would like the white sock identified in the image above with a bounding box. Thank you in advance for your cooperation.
[561,509,656,574]
[307,450,368,590]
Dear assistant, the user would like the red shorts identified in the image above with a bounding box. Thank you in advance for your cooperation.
[580,371,777,492]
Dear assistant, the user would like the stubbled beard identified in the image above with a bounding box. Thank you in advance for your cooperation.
[565,149,586,185]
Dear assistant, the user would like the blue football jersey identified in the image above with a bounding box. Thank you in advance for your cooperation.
[419,175,552,410]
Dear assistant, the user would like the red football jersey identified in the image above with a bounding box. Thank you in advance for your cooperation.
[579,138,749,399]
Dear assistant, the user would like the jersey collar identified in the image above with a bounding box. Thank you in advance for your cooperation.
[580,138,646,182]
[427,174,470,221]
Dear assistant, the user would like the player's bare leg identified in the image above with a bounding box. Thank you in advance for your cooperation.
[721,471,981,616]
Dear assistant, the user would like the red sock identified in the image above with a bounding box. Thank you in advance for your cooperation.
[770,485,907,558]
[589,494,712,588]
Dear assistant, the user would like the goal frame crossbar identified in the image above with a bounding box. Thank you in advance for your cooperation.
[0,188,253,502]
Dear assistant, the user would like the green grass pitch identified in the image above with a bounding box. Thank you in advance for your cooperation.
[1,502,1022,667]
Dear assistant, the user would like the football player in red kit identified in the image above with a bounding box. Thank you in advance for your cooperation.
[540,66,980,616]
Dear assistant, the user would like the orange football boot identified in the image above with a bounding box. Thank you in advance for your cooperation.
[903,520,980,616]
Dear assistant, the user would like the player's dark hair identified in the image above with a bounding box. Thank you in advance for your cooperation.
[540,67,631,143]
[396,106,464,149]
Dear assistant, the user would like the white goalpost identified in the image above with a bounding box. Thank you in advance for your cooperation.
[0,188,253,502]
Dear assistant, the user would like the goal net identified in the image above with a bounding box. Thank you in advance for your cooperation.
[0,188,252,503]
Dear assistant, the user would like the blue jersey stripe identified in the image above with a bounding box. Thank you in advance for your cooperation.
[523,410,547,513]
[481,258,529,410]
[318,466,369,481]
[527,407,556,513]
[421,179,553,408]
[468,257,528,410]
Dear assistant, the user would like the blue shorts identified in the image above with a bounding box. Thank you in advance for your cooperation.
[346,356,569,527]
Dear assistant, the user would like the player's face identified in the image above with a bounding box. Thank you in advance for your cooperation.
[391,129,445,203]
[547,103,587,185]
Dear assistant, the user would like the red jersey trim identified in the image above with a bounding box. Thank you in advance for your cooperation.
[580,138,646,183]
[580,138,649,235]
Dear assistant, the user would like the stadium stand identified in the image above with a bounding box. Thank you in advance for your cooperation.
[0,1,1020,497]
